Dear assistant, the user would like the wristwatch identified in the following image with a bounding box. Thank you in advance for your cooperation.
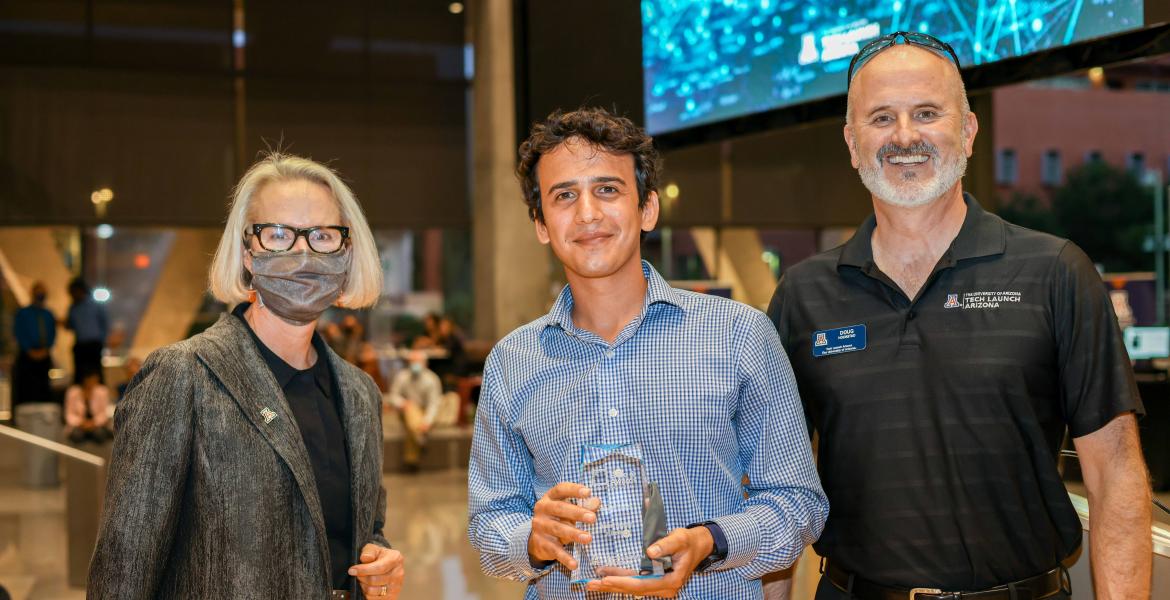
[685,521,728,572]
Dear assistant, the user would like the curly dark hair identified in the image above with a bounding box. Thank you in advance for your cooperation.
[517,107,662,222]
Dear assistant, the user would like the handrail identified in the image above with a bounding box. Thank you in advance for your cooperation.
[0,423,105,467]
[1,422,108,587]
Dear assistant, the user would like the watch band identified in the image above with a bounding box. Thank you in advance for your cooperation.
[685,521,728,572]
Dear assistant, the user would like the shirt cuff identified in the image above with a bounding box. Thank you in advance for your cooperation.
[507,519,555,581]
[710,512,760,570]
[365,532,392,548]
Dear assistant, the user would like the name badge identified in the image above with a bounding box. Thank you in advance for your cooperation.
[812,324,867,358]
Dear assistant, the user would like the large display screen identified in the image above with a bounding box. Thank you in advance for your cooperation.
[1125,326,1170,360]
[643,0,1145,135]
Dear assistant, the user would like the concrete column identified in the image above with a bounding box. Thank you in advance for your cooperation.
[967,91,997,211]
[130,228,221,358]
[691,227,777,310]
[469,0,553,340]
[421,229,444,293]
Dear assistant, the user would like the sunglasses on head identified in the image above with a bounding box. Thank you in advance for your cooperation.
[847,31,961,89]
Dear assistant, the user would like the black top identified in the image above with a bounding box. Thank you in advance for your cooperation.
[233,303,354,590]
[767,194,1143,590]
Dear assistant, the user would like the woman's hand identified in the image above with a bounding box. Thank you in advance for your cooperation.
[348,543,404,599]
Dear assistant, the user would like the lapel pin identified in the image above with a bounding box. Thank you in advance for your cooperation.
[260,407,277,424]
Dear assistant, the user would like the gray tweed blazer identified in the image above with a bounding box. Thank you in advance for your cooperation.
[87,313,390,599]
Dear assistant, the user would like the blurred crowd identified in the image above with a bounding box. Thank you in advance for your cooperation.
[10,278,478,464]
[320,310,475,472]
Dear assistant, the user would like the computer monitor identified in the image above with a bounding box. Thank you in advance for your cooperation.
[1124,326,1170,361]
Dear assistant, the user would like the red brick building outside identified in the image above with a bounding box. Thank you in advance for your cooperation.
[993,56,1170,201]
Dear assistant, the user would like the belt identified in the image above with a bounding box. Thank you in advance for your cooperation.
[825,561,1067,600]
[330,591,350,600]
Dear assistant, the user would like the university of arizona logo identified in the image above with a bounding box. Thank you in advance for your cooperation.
[944,293,961,309]
[814,332,829,346]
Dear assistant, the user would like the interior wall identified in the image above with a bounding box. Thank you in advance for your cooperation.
[0,1,470,229]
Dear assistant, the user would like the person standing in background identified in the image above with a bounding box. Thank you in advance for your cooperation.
[12,281,57,406]
[65,277,108,384]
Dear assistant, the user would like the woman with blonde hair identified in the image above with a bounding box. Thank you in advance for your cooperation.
[89,152,404,599]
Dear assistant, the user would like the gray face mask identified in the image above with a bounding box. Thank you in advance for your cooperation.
[248,248,351,326]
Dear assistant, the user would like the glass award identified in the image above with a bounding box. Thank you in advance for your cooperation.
[570,443,673,584]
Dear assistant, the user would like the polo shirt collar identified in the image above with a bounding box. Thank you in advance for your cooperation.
[838,193,1006,270]
[949,193,1008,260]
[544,260,685,334]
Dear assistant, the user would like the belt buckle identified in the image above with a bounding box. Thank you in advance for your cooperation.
[909,588,941,599]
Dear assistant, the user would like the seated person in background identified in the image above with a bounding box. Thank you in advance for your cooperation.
[65,371,113,443]
[410,312,442,350]
[435,316,468,378]
[338,313,365,363]
[388,350,443,472]
[115,356,142,401]
[357,342,388,393]
[322,321,346,355]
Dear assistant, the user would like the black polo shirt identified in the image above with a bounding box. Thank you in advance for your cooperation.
[233,303,354,591]
[767,194,1142,590]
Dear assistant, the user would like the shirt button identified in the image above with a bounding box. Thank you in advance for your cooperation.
[608,408,619,418]
[604,350,615,358]
[621,529,631,538]
[613,468,624,478]
[908,311,917,320]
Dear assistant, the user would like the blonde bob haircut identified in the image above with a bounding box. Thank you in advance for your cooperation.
[209,152,383,308]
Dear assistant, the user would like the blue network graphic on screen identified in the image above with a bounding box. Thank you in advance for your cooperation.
[643,0,1144,134]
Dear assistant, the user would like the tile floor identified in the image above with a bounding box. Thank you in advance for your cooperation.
[0,468,528,600]
[2,465,1168,600]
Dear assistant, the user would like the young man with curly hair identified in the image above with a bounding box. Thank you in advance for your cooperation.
[467,107,828,599]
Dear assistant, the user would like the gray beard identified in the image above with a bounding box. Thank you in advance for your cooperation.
[857,145,968,208]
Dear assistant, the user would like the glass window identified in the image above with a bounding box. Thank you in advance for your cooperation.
[997,148,1018,185]
[1127,152,1146,175]
[1041,149,1063,186]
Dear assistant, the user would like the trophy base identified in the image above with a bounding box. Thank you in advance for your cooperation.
[569,558,673,584]
[570,574,666,585]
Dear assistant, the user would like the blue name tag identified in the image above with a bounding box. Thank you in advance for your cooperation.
[811,324,867,358]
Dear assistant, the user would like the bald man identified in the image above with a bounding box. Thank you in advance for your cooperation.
[767,34,1151,599]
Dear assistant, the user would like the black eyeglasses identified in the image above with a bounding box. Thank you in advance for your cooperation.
[247,223,350,254]
[847,31,961,89]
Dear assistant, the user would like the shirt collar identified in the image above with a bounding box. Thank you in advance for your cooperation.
[838,192,1006,269]
[232,302,332,391]
[543,260,685,334]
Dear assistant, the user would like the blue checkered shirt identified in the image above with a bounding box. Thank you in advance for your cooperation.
[468,262,828,599]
